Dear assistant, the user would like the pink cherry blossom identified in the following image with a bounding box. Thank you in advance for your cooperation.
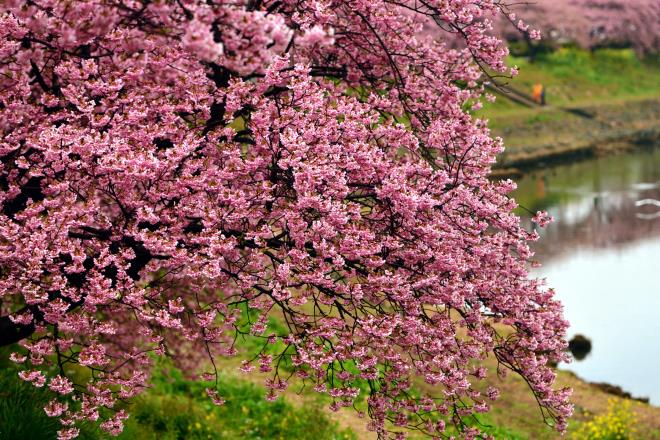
[206,388,226,406]
[44,400,69,417]
[496,0,660,55]
[18,370,46,387]
[99,410,129,436]
[78,344,108,367]
[49,375,75,395]
[532,210,554,228]
[57,428,80,440]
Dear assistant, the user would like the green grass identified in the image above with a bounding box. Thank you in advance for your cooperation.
[478,47,660,120]
[118,366,355,440]
[0,341,530,440]
[4,336,660,440]
[0,348,355,440]
[0,350,101,440]
[470,414,529,440]
[0,364,75,440]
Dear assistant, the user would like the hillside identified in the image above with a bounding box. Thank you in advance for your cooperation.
[476,48,660,168]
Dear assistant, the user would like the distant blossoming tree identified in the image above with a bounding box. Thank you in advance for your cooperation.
[497,0,660,55]
[0,1,571,439]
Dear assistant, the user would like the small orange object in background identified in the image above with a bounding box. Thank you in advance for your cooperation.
[532,83,546,105]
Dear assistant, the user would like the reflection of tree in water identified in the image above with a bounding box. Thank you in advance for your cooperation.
[525,187,660,261]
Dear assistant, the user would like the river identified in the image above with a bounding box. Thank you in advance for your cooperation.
[513,146,660,405]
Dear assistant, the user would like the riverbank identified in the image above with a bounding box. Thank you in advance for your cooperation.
[492,96,660,170]
[501,146,660,438]
[491,366,660,439]
[473,47,660,171]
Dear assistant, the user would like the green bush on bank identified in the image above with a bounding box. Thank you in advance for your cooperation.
[120,365,355,440]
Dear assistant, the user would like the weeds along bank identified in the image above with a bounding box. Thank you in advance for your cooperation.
[4,334,660,440]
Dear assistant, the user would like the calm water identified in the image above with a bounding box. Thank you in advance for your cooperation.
[514,146,660,404]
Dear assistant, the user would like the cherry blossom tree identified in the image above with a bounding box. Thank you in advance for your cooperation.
[497,0,660,55]
[0,1,571,439]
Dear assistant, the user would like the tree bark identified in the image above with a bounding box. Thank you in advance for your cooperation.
[0,315,35,347]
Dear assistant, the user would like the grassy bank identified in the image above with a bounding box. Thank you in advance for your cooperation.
[5,320,660,440]
[0,346,355,440]
[475,48,660,168]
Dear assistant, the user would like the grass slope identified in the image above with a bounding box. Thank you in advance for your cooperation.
[5,312,660,440]
[480,48,660,121]
[476,48,660,167]
[0,346,355,440]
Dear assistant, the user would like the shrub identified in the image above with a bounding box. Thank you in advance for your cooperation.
[571,399,638,440]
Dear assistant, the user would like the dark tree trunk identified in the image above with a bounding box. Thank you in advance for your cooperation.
[0,315,35,347]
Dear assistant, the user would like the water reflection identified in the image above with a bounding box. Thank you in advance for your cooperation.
[513,146,660,404]
[636,199,660,220]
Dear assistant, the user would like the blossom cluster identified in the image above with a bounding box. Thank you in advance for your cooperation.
[0,1,571,438]
[496,0,660,55]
